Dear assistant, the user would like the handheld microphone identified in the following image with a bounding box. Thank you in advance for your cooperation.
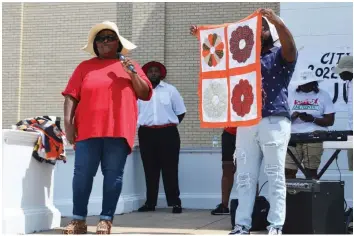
[117,53,137,74]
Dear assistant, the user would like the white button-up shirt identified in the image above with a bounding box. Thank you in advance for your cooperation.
[138,81,186,126]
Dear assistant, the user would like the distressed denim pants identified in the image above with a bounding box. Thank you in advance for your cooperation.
[234,116,291,230]
[72,138,129,221]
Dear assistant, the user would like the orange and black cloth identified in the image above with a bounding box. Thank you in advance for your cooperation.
[15,116,67,165]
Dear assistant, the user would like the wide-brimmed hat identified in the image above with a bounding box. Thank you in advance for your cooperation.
[291,69,323,87]
[142,61,167,79]
[333,56,353,74]
[82,21,137,56]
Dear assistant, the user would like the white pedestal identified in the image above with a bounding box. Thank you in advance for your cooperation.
[2,129,61,234]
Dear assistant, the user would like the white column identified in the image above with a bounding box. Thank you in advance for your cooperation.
[2,129,61,234]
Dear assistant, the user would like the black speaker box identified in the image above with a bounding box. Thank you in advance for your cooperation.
[230,196,270,231]
[283,179,345,234]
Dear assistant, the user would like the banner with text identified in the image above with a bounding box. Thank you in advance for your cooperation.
[291,47,352,112]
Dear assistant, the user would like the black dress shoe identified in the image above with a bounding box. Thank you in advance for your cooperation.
[172,205,182,213]
[138,204,155,212]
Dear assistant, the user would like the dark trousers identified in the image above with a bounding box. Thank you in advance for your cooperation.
[138,125,181,207]
[72,138,129,221]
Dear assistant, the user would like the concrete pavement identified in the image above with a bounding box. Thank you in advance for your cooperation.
[38,209,266,234]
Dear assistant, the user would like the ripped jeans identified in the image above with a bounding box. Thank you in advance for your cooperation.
[234,116,291,230]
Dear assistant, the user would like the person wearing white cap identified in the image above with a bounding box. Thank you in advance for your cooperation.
[285,70,335,179]
[62,21,152,234]
[191,8,297,235]
[333,55,353,171]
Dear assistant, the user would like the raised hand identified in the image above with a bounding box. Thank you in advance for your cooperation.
[189,25,198,37]
[259,8,283,26]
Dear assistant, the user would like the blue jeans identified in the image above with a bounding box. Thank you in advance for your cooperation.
[72,138,129,221]
[234,116,291,230]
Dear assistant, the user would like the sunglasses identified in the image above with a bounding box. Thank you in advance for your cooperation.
[95,35,118,43]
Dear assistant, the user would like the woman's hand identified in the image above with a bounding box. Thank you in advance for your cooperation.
[64,95,78,145]
[121,57,136,76]
[65,123,76,145]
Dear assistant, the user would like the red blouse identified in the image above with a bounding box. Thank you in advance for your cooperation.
[62,57,152,152]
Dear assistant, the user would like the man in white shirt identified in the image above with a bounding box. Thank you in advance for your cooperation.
[285,69,336,179]
[333,56,353,171]
[137,61,186,213]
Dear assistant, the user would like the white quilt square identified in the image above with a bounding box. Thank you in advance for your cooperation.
[202,78,228,122]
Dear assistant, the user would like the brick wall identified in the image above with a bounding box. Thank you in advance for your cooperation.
[2,2,280,147]
[2,3,22,127]
[19,3,119,121]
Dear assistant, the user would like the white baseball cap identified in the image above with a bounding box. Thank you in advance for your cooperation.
[333,56,353,74]
[290,69,323,87]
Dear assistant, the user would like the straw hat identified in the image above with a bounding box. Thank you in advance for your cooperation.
[82,21,136,56]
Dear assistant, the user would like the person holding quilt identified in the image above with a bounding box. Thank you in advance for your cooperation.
[190,8,297,235]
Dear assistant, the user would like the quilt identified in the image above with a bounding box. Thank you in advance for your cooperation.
[197,11,262,128]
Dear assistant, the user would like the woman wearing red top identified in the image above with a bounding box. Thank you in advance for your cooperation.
[62,21,152,234]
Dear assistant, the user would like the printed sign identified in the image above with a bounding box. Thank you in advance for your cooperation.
[291,47,352,112]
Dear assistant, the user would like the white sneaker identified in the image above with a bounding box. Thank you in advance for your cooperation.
[229,225,250,235]
[268,227,282,235]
